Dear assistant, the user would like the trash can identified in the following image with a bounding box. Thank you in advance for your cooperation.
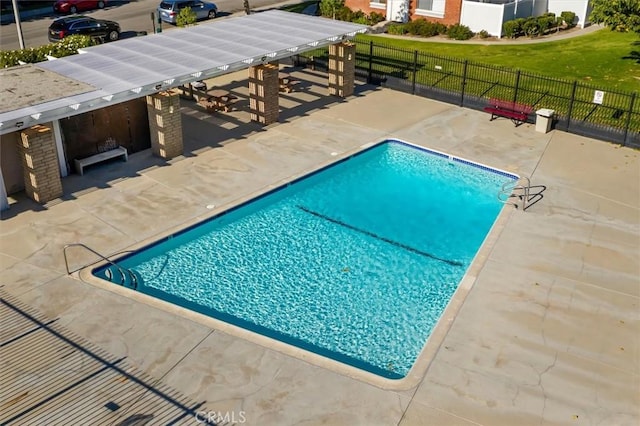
[535,108,555,133]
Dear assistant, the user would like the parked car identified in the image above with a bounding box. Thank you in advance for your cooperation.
[48,16,121,42]
[53,0,107,14]
[157,0,218,24]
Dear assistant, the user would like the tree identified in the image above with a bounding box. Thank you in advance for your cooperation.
[319,0,344,20]
[590,0,640,33]
[243,0,251,15]
[176,6,197,27]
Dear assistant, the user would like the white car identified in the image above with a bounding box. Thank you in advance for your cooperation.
[157,0,218,24]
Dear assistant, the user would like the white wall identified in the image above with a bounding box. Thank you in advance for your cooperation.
[461,0,547,38]
[460,0,590,37]
[460,1,504,36]
[548,0,591,28]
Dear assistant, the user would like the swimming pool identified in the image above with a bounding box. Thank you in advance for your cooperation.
[93,139,517,380]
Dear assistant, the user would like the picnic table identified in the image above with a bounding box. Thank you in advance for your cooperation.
[198,89,238,112]
[279,73,300,93]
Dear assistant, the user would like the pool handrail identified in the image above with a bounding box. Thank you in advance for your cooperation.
[62,243,133,285]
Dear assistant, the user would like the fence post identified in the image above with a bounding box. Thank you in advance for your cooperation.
[513,70,521,103]
[460,60,468,107]
[622,92,637,146]
[367,41,373,84]
[412,50,418,95]
[566,80,578,131]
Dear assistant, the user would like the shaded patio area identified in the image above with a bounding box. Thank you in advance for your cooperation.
[0,290,215,425]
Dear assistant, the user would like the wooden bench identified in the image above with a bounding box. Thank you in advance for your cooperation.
[74,146,128,175]
[484,98,533,126]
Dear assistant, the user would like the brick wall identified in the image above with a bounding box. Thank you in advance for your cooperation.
[146,90,183,159]
[342,0,464,25]
[248,63,280,125]
[409,0,463,26]
[18,124,63,204]
[444,0,463,26]
[328,42,356,98]
[341,0,385,17]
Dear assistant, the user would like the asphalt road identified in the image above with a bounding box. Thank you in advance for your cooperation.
[0,0,299,51]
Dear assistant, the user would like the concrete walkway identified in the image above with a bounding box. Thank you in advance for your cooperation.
[1,69,638,425]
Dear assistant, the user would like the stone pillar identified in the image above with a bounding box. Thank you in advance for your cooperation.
[18,124,63,204]
[328,42,356,98]
[146,90,183,159]
[248,63,279,125]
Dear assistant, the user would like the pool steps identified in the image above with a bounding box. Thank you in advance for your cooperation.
[63,243,138,289]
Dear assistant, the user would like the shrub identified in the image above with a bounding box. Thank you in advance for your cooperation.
[319,0,344,19]
[405,19,445,37]
[404,19,419,35]
[447,24,474,40]
[387,23,407,35]
[502,20,520,38]
[49,35,97,56]
[522,18,541,37]
[513,17,527,31]
[176,6,197,27]
[477,29,490,39]
[536,14,555,34]
[418,21,441,37]
[0,35,95,68]
[560,11,576,28]
[323,5,402,25]
[404,19,423,36]
[369,11,385,25]
[353,15,368,25]
[434,22,448,34]
[335,5,354,21]
[351,9,366,22]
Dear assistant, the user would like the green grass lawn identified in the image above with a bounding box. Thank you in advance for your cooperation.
[358,29,640,93]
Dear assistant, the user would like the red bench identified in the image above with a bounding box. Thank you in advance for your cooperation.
[484,98,533,126]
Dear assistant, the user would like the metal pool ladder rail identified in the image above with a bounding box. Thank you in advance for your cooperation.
[498,176,535,210]
[63,243,138,289]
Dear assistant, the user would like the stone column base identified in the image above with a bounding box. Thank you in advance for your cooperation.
[328,42,356,98]
[249,63,279,125]
[18,124,63,204]
[146,90,183,159]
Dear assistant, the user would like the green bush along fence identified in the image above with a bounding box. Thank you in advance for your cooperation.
[295,40,639,147]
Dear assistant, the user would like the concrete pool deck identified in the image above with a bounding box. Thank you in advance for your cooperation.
[1,69,639,425]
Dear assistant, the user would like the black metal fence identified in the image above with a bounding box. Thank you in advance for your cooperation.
[295,40,639,148]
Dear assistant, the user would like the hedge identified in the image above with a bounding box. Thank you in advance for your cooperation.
[1,35,96,68]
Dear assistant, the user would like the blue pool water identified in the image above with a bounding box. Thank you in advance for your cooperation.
[95,140,517,379]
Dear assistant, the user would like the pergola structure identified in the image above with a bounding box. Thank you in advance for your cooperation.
[0,11,368,209]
